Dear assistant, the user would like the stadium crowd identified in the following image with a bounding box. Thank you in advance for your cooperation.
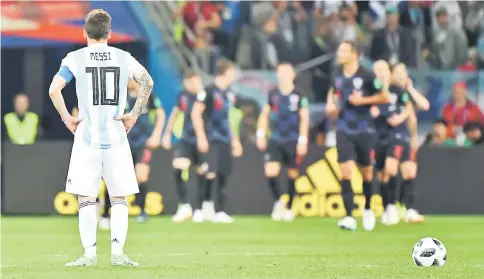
[172,0,484,146]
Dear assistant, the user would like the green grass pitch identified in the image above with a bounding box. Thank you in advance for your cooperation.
[2,216,483,279]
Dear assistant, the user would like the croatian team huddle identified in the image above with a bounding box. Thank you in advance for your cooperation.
[49,10,430,267]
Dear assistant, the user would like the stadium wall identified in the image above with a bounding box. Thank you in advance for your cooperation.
[2,142,484,216]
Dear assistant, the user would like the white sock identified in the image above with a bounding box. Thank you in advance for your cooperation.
[110,199,128,256]
[78,200,97,258]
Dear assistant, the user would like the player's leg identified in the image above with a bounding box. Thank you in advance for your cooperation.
[400,155,423,223]
[194,144,218,223]
[336,131,357,230]
[374,142,390,225]
[264,141,284,221]
[282,142,300,222]
[356,133,377,231]
[213,142,234,223]
[199,143,215,220]
[99,184,111,230]
[65,142,100,267]
[381,140,404,225]
[132,148,152,223]
[103,143,139,267]
[193,163,209,222]
[171,152,193,222]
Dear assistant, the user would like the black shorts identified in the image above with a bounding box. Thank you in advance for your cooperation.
[265,140,298,168]
[173,140,204,166]
[336,131,376,166]
[205,141,232,175]
[374,138,411,171]
[387,138,411,162]
[131,146,152,165]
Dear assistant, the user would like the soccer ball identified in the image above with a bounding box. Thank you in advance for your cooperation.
[412,237,447,267]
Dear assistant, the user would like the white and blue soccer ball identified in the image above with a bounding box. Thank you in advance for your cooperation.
[412,237,447,267]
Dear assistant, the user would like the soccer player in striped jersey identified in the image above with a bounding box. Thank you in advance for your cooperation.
[48,9,153,267]
[162,69,212,222]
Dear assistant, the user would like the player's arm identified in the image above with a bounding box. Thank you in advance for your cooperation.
[256,97,271,151]
[49,56,80,134]
[163,106,181,138]
[298,96,310,145]
[151,97,165,139]
[228,92,243,157]
[388,92,413,127]
[326,87,339,119]
[192,90,209,152]
[326,87,338,105]
[256,104,271,138]
[228,92,242,142]
[353,76,390,105]
[407,107,418,138]
[407,80,430,111]
[49,75,70,120]
[192,102,206,139]
[131,68,154,117]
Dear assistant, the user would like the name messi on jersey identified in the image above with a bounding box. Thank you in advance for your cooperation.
[90,52,112,61]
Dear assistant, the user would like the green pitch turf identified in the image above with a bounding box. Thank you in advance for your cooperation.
[2,216,483,279]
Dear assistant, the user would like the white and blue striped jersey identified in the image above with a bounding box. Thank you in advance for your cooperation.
[58,43,144,149]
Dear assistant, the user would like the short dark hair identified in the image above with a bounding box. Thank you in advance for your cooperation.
[183,68,198,79]
[433,118,448,126]
[215,59,236,76]
[436,7,448,18]
[341,40,359,54]
[85,9,112,41]
[463,122,482,133]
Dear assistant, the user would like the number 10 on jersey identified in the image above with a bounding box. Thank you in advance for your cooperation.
[86,66,120,106]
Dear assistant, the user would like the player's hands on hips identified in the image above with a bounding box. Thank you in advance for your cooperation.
[146,135,161,149]
[64,115,83,135]
[370,105,380,118]
[256,136,267,151]
[232,139,243,157]
[296,142,308,157]
[116,112,138,134]
[197,137,209,153]
[161,135,171,150]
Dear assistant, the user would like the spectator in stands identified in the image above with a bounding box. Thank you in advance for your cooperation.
[441,81,484,139]
[332,3,365,48]
[183,1,221,50]
[458,47,478,72]
[270,0,311,63]
[311,17,335,103]
[369,6,417,67]
[212,1,251,61]
[424,118,465,146]
[3,93,39,145]
[237,3,292,69]
[426,7,468,69]
[431,1,462,30]
[463,122,484,145]
[183,1,221,72]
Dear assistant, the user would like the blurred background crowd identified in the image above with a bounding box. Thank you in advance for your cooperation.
[2,0,484,148]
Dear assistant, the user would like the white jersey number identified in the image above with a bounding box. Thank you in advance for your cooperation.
[86,66,120,106]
